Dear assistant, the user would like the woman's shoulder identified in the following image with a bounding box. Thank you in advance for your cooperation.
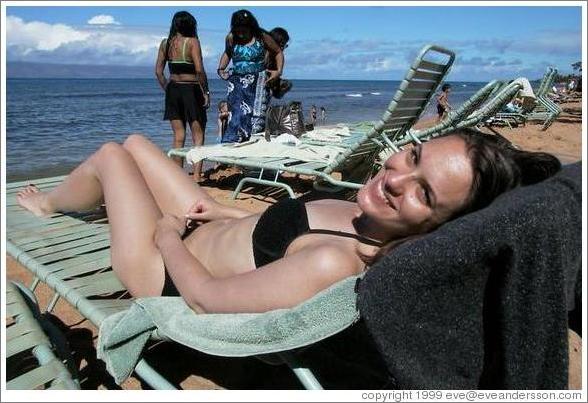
[304,241,365,278]
[185,36,200,49]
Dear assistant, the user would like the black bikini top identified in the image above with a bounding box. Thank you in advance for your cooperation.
[251,198,382,268]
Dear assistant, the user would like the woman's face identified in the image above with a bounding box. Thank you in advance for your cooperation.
[357,135,474,238]
[234,26,252,41]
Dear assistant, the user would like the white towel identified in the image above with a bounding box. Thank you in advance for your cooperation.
[513,77,536,100]
[301,125,351,142]
[186,139,347,166]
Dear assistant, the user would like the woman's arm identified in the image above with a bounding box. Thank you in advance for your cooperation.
[156,215,359,313]
[185,198,252,222]
[155,40,168,90]
[217,117,223,138]
[217,52,231,80]
[189,38,209,107]
[217,34,232,80]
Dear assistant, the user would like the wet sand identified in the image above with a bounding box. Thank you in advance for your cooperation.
[5,99,583,389]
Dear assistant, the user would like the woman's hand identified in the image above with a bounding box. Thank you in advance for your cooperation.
[266,70,281,86]
[217,68,230,80]
[154,213,186,245]
[203,92,210,109]
[185,199,228,223]
[185,198,250,223]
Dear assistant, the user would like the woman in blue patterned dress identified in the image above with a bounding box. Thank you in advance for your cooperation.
[217,9,284,143]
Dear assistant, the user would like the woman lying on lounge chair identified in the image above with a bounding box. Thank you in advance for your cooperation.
[16,130,560,314]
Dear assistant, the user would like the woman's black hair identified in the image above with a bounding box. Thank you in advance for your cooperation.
[441,83,452,91]
[165,11,197,60]
[230,9,264,40]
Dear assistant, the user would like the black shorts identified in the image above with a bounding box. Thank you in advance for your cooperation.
[437,104,446,116]
[164,81,207,128]
[162,270,180,297]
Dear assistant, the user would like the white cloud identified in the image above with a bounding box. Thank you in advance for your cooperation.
[7,16,90,52]
[87,15,120,26]
[365,57,397,72]
[6,15,215,66]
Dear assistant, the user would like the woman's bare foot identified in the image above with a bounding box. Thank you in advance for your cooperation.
[16,184,52,217]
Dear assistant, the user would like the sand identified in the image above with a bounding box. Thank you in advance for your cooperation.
[5,99,583,389]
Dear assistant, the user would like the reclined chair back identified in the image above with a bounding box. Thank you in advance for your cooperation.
[403,80,501,141]
[323,44,455,176]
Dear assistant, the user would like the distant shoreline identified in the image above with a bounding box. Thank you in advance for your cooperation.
[6,62,493,83]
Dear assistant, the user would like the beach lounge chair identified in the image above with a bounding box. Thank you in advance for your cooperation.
[533,67,562,129]
[6,280,79,389]
[168,44,455,198]
[494,68,561,130]
[405,79,524,141]
[403,80,502,139]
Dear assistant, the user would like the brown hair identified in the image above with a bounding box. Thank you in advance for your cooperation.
[363,128,561,264]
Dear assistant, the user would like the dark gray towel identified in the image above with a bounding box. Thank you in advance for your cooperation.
[357,162,582,389]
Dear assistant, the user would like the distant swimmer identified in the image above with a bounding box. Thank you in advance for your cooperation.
[436,83,452,122]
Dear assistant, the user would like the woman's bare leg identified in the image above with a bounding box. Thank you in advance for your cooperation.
[17,148,106,216]
[122,134,215,218]
[170,119,186,167]
[17,142,166,297]
[189,120,205,182]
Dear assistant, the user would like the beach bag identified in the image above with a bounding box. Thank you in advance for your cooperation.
[265,101,306,139]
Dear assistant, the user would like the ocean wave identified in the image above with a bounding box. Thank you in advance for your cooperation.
[370,92,381,95]
[345,93,363,97]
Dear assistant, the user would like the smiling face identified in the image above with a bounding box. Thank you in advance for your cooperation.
[356,135,474,239]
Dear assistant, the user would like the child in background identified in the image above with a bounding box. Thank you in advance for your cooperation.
[309,105,317,125]
[267,27,292,99]
[320,106,327,125]
[217,100,230,141]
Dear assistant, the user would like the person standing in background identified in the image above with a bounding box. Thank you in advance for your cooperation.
[320,106,327,125]
[309,105,317,126]
[217,9,284,143]
[155,11,209,182]
[217,100,231,141]
[266,27,292,99]
[436,83,452,122]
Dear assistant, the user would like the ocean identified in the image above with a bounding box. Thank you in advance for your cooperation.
[5,78,485,181]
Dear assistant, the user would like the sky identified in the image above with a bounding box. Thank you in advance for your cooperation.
[4,3,584,81]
